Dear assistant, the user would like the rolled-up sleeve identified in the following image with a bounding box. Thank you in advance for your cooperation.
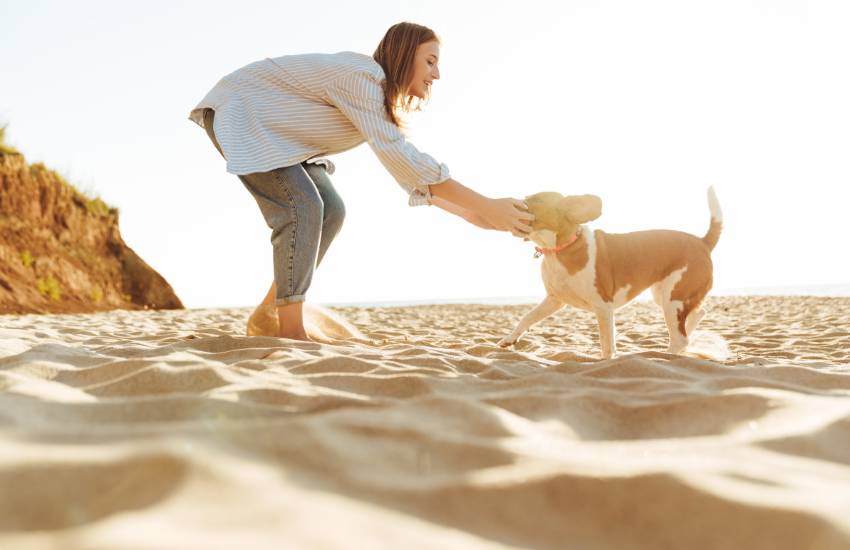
[326,70,450,206]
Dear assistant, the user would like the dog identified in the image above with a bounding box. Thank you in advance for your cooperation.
[499,187,722,359]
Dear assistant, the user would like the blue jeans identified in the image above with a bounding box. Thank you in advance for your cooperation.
[203,109,345,305]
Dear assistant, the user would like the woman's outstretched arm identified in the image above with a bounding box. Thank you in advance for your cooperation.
[430,195,494,229]
[430,178,533,236]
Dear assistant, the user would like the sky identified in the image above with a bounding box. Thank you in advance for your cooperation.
[2,0,849,308]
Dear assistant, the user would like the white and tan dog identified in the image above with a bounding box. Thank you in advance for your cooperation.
[499,188,722,358]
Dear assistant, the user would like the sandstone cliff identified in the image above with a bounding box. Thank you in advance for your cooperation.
[0,140,183,314]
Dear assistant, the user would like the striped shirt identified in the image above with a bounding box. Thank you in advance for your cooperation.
[189,51,449,206]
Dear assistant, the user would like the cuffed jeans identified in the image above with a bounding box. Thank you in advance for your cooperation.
[203,109,345,305]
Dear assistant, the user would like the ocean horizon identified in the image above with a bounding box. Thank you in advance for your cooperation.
[323,283,850,308]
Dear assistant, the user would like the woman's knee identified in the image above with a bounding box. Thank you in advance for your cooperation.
[299,191,325,223]
[304,163,345,231]
[323,196,345,233]
[274,167,325,226]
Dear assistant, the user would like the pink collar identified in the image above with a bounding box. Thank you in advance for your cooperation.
[534,230,581,258]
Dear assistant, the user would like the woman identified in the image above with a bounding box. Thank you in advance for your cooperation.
[189,22,533,341]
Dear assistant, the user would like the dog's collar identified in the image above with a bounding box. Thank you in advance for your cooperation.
[534,229,582,259]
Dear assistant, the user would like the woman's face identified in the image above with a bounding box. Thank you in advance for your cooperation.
[408,40,440,100]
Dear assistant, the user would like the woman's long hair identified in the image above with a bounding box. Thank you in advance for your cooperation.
[373,22,439,126]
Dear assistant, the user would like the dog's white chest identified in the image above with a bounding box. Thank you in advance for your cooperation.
[539,232,599,311]
[541,259,596,310]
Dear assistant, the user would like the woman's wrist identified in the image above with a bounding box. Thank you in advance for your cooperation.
[430,194,495,230]
[429,179,490,214]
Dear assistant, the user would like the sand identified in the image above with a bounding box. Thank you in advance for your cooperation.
[1,296,849,549]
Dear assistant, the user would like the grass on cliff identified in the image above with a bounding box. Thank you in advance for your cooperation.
[36,276,62,301]
[29,163,115,217]
[2,124,117,217]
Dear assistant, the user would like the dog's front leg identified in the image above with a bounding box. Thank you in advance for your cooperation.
[594,308,616,359]
[498,295,564,347]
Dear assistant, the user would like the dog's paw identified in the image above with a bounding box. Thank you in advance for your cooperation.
[497,337,516,348]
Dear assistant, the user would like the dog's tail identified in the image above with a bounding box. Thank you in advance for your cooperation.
[702,186,723,252]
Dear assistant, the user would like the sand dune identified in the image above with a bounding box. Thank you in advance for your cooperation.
[1,296,849,549]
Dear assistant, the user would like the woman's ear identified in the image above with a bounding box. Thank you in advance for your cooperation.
[559,194,602,223]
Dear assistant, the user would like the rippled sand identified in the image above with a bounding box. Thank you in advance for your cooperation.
[1,296,849,549]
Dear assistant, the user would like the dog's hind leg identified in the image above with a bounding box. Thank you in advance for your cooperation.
[685,307,706,336]
[498,295,564,347]
[660,301,689,354]
[652,285,686,352]
[654,267,712,354]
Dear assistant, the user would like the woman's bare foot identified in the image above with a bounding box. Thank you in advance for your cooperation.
[276,301,313,342]
[278,329,313,342]
[277,324,313,342]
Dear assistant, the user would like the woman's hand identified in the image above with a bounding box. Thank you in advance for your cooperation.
[479,197,534,237]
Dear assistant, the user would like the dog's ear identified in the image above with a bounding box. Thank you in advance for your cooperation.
[559,194,602,223]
